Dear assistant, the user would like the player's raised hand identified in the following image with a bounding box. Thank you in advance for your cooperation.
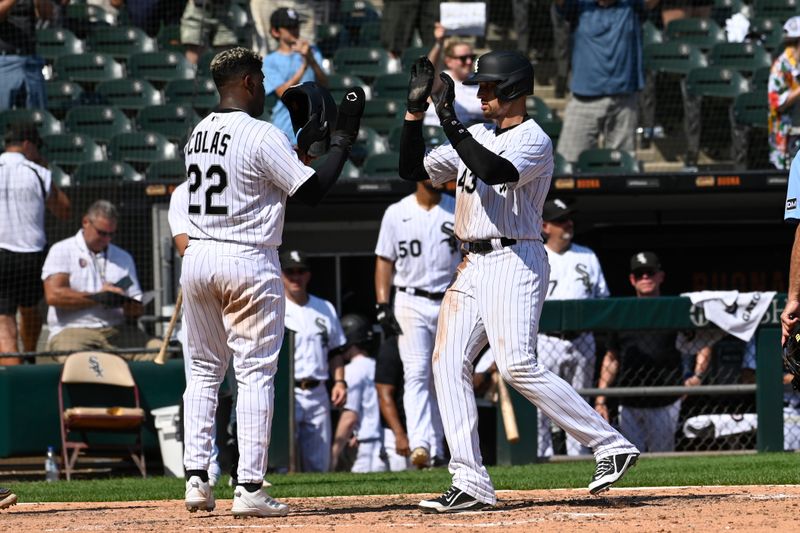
[407,56,434,113]
[433,72,457,123]
[331,86,366,149]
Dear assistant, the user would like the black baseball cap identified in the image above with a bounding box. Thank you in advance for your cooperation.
[630,251,661,273]
[280,249,309,270]
[4,121,42,147]
[542,198,575,222]
[270,7,302,29]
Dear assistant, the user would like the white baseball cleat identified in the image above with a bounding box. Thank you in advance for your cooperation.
[588,452,639,495]
[232,485,289,518]
[185,476,215,512]
[0,488,17,510]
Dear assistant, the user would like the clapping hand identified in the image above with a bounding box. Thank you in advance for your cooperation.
[407,57,435,113]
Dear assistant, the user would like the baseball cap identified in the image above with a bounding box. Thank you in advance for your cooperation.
[4,121,42,147]
[785,16,800,39]
[542,198,575,222]
[270,7,302,29]
[280,249,309,270]
[630,251,661,273]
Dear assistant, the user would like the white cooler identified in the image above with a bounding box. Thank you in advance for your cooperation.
[152,405,184,477]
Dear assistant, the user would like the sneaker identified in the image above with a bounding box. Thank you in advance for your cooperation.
[0,488,17,510]
[232,485,289,518]
[185,476,215,512]
[419,486,491,514]
[588,452,639,495]
[410,447,430,469]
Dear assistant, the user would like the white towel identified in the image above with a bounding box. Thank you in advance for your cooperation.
[725,13,750,43]
[681,291,777,342]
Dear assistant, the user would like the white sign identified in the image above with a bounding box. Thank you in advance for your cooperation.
[440,2,486,36]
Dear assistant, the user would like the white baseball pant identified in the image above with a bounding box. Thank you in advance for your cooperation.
[351,440,388,473]
[620,400,682,453]
[294,383,332,472]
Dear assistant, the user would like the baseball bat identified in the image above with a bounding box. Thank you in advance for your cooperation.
[155,288,182,365]
[494,372,520,443]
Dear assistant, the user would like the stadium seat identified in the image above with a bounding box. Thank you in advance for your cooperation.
[0,108,62,136]
[361,98,403,135]
[752,66,771,90]
[644,41,707,75]
[539,117,563,147]
[228,2,256,47]
[709,42,771,75]
[753,0,799,21]
[36,28,84,63]
[95,79,163,115]
[63,3,115,39]
[54,53,124,87]
[65,105,133,144]
[731,90,770,168]
[164,78,220,112]
[357,20,383,46]
[576,148,639,174]
[748,18,784,51]
[333,47,393,79]
[350,126,388,166]
[685,66,749,99]
[136,104,200,144]
[45,80,84,118]
[711,0,744,26]
[554,152,572,176]
[526,96,555,122]
[732,90,769,129]
[316,23,346,57]
[41,133,104,170]
[327,74,370,101]
[196,50,217,78]
[310,155,361,179]
[107,132,178,170]
[362,152,400,179]
[50,164,70,188]
[127,52,194,86]
[335,0,381,34]
[156,24,183,53]
[372,73,410,99]
[146,159,186,182]
[87,26,157,61]
[72,161,142,184]
[642,20,663,46]
[665,18,725,50]
[387,124,446,151]
[401,46,429,71]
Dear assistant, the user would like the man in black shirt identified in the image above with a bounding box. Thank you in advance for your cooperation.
[0,0,51,110]
[374,336,411,471]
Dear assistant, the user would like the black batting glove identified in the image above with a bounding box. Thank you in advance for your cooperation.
[376,303,403,337]
[407,56,435,113]
[434,72,471,147]
[332,86,366,150]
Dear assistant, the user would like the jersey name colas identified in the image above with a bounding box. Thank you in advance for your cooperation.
[186,129,231,156]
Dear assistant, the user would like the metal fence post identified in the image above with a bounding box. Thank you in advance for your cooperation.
[756,327,783,452]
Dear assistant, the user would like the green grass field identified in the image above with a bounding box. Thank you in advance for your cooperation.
[9,453,800,503]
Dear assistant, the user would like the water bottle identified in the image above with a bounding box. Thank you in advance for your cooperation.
[45,446,59,482]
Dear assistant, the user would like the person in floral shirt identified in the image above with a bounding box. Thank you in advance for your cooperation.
[768,16,800,169]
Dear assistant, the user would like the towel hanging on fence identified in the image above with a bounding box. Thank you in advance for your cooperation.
[681,291,777,342]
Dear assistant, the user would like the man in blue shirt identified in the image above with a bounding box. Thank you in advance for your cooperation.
[782,154,800,342]
[262,7,328,143]
[554,0,659,163]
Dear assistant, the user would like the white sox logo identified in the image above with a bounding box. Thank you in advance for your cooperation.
[575,263,592,296]
[88,356,104,378]
[315,317,329,350]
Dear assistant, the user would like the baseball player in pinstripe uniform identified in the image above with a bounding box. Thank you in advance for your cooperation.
[181,48,364,518]
[374,181,460,468]
[400,51,639,513]
[538,198,609,457]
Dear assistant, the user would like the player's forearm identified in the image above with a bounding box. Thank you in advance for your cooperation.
[308,59,328,87]
[46,186,71,221]
[274,66,307,98]
[329,353,345,381]
[44,284,98,310]
[173,234,189,257]
[0,0,17,21]
[398,119,430,181]
[789,225,800,301]
[377,386,405,436]
[595,351,619,402]
[331,411,358,468]
[292,145,349,206]
[450,137,520,185]
[694,345,712,378]
[374,256,394,304]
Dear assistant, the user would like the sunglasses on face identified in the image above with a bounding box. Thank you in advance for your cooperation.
[283,268,308,276]
[89,220,116,238]
[632,269,657,280]
[448,54,477,64]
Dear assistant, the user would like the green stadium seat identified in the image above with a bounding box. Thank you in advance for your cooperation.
[526,96,555,122]
[401,46,429,71]
[752,66,771,90]
[642,20,663,46]
[333,47,393,79]
[136,104,200,143]
[644,41,707,75]
[228,3,255,47]
[361,98,403,135]
[335,0,381,33]
[50,164,70,188]
[0,108,63,136]
[539,117,563,146]
[95,79,163,115]
[576,148,639,174]
[709,42,771,75]
[350,126,387,166]
[732,90,769,128]
[146,159,186,182]
[156,24,183,53]
[749,18,784,51]
[711,0,744,25]
[310,156,361,179]
[54,53,124,86]
[164,78,220,112]
[327,74,370,101]
[362,152,400,179]
[87,26,157,61]
[387,124,446,151]
[128,52,194,86]
[36,28,84,63]
[685,66,749,98]
[665,17,725,50]
[372,73,410,99]
[45,80,84,118]
[41,133,104,170]
[753,0,800,21]
[72,161,142,184]
[316,23,345,57]
[554,152,572,176]
[65,105,133,144]
[107,132,178,169]
[357,20,382,46]
[64,3,115,39]
[197,50,216,78]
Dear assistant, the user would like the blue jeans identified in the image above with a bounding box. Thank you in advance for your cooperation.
[0,55,47,110]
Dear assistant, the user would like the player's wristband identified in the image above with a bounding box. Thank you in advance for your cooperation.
[440,117,472,148]
[334,379,348,388]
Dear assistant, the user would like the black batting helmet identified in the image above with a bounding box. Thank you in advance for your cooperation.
[462,50,533,101]
[341,313,374,348]
[281,81,337,157]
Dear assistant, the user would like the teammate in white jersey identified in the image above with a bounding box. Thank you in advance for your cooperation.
[537,198,609,457]
[399,51,639,513]
[180,47,364,518]
[374,182,460,468]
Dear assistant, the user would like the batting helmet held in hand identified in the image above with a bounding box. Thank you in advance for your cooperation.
[462,50,534,101]
[341,313,374,349]
[281,81,337,157]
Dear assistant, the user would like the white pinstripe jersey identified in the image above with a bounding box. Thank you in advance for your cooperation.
[545,243,609,300]
[285,295,347,381]
[423,118,553,242]
[183,109,314,247]
[374,193,460,293]
[168,181,190,238]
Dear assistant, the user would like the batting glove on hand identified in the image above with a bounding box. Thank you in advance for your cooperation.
[331,86,366,150]
[407,56,434,113]
[433,72,457,123]
[375,303,403,337]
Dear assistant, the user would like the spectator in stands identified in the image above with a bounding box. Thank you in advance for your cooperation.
[594,251,712,452]
[107,0,184,37]
[0,122,71,365]
[767,16,800,170]
[424,22,485,127]
[554,0,658,164]
[40,200,160,362]
[180,0,238,65]
[263,7,327,143]
[251,1,319,55]
[0,0,53,110]
[381,0,440,58]
[375,335,411,471]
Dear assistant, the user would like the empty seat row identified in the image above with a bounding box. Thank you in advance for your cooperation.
[40,131,178,171]
[645,41,772,76]
[51,159,185,187]
[53,52,195,88]
[648,14,794,51]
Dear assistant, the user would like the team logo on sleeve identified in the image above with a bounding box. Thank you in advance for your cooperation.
[788,198,797,211]
[314,317,329,350]
[440,221,457,253]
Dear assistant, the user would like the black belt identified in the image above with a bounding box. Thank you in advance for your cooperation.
[396,286,445,300]
[294,379,321,390]
[462,238,516,255]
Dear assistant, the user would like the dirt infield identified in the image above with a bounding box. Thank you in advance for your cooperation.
[1,485,798,532]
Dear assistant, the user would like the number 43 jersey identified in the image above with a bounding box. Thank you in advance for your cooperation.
[375,194,461,294]
[184,109,315,247]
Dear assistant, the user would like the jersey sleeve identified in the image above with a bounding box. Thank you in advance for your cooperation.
[591,253,610,298]
[423,142,460,187]
[344,364,364,415]
[786,154,800,221]
[257,125,315,196]
[374,337,401,386]
[508,126,554,191]
[328,307,347,351]
[168,182,190,237]
[374,206,397,260]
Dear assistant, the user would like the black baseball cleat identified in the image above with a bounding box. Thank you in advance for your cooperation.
[418,486,492,513]
[588,452,639,495]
